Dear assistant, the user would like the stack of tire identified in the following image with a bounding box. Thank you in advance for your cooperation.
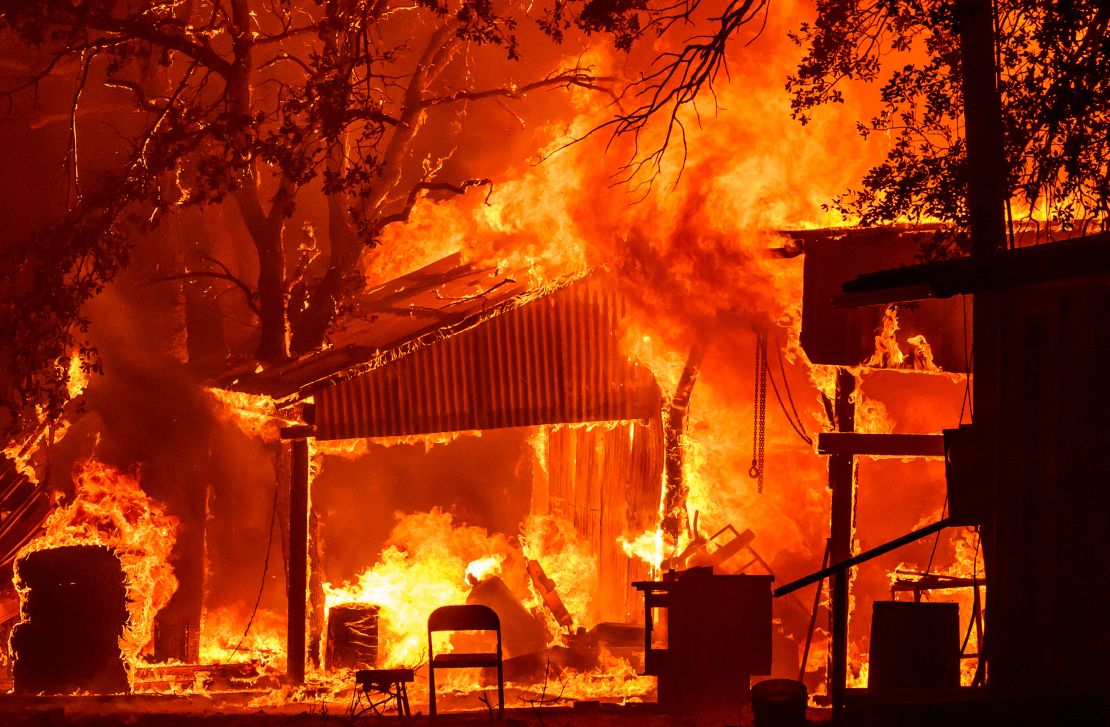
[11,544,130,694]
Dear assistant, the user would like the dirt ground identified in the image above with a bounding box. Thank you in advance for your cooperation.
[0,701,815,727]
[0,690,832,727]
[4,690,1109,727]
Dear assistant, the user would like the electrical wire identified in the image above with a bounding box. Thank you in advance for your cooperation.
[764,341,814,446]
[226,480,280,664]
[918,496,949,603]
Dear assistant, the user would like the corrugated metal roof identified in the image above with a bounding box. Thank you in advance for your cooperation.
[0,454,49,582]
[217,253,530,400]
[314,275,660,439]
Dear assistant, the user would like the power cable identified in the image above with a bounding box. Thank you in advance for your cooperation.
[226,480,280,664]
[765,340,814,446]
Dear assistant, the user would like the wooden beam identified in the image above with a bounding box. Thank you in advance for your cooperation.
[828,370,855,719]
[815,433,945,458]
[834,230,1110,307]
[280,424,314,439]
[287,438,310,685]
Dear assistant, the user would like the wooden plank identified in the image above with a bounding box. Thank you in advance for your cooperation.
[835,230,1110,307]
[280,424,314,439]
[816,433,945,458]
[287,438,310,685]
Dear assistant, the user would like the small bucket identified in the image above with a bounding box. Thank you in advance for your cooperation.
[751,678,808,727]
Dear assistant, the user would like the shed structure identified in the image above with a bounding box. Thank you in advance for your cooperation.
[221,254,664,683]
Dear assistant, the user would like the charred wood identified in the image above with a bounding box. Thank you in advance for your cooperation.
[660,338,710,544]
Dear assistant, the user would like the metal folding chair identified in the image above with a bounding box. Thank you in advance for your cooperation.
[427,604,504,717]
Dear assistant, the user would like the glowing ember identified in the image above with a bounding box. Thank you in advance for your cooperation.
[199,606,286,670]
[314,430,484,460]
[16,458,180,669]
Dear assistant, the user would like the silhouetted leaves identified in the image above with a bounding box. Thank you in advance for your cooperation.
[789,0,1110,247]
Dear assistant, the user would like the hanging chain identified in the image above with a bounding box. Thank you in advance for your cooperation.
[749,334,768,493]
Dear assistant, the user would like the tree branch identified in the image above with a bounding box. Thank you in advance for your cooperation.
[588,0,769,185]
[77,14,233,77]
[150,269,261,316]
[420,69,612,109]
[373,178,493,237]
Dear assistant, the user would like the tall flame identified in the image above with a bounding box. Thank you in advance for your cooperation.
[65,353,89,400]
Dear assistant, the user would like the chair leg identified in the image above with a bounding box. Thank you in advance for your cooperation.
[399,681,410,717]
[497,662,504,718]
[429,665,437,717]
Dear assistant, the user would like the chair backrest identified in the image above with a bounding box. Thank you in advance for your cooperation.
[427,604,500,634]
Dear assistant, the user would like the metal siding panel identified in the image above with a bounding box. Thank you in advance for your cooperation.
[312,280,662,440]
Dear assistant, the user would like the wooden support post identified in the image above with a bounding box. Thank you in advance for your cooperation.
[828,369,856,717]
[959,0,1006,687]
[288,437,310,685]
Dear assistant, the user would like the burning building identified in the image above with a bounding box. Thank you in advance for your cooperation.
[213,253,667,685]
[2,0,1110,724]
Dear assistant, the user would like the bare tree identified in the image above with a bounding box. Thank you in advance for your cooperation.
[0,0,656,430]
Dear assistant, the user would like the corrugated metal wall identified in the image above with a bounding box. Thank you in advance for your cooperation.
[540,416,664,624]
[314,278,661,440]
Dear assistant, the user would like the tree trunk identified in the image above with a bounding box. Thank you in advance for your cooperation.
[229,0,289,362]
[660,337,710,545]
[255,222,288,362]
[289,143,361,354]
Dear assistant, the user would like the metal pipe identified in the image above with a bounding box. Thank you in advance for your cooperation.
[775,518,953,598]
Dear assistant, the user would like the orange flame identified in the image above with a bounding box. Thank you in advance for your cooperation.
[465,555,504,585]
[865,305,906,368]
[520,514,599,631]
[865,305,943,373]
[198,606,286,670]
[322,509,515,667]
[206,388,297,442]
[65,353,89,400]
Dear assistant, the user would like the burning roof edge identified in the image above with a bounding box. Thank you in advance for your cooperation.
[293,268,592,402]
[212,254,592,405]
